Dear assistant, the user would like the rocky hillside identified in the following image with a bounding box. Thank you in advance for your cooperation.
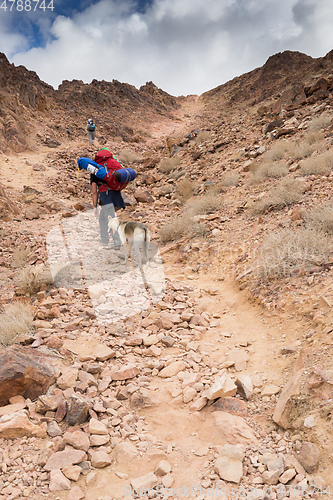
[0,53,180,153]
[201,49,333,114]
[0,49,333,499]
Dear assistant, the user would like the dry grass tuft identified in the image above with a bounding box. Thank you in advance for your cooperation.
[159,192,223,242]
[176,178,194,203]
[287,141,316,161]
[299,150,333,175]
[304,130,325,145]
[262,141,289,162]
[185,192,223,216]
[303,203,333,234]
[307,113,333,132]
[0,303,34,347]
[15,264,53,295]
[248,178,305,214]
[220,170,240,187]
[117,149,142,164]
[159,213,191,243]
[256,228,331,277]
[249,161,288,184]
[159,157,181,173]
[12,248,31,268]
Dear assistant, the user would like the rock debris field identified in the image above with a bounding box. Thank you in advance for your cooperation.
[0,269,330,499]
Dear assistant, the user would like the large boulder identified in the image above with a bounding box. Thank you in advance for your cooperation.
[0,345,58,406]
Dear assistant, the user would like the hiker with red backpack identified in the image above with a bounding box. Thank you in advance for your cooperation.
[77,149,136,248]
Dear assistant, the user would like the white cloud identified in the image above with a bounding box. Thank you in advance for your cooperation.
[5,0,333,96]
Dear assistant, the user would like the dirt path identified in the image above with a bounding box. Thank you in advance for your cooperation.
[47,261,326,500]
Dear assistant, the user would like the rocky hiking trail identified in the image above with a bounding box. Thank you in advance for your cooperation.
[0,96,332,500]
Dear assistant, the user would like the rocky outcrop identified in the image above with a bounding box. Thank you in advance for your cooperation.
[0,345,58,405]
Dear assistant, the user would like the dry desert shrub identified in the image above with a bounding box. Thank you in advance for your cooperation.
[287,141,316,162]
[0,302,34,347]
[185,192,223,216]
[159,157,181,173]
[307,113,333,132]
[303,203,333,234]
[249,161,288,184]
[159,213,191,243]
[159,212,207,243]
[248,178,305,214]
[299,150,333,175]
[15,264,53,295]
[262,141,289,162]
[176,178,194,203]
[256,227,331,277]
[159,192,223,242]
[12,248,31,268]
[117,149,142,164]
[304,130,325,145]
[220,170,240,187]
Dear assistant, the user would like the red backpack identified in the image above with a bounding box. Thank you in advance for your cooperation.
[94,149,128,192]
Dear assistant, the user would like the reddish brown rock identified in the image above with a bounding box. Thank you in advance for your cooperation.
[211,396,247,415]
[110,364,140,381]
[0,411,46,439]
[297,441,320,473]
[65,393,90,426]
[55,399,68,422]
[0,345,57,406]
[49,469,71,492]
[133,189,154,203]
[63,430,90,452]
[44,447,87,471]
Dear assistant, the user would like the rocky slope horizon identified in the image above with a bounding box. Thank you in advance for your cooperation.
[1,48,333,154]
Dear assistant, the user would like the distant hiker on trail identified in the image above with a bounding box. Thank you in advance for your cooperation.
[87,118,96,146]
[77,148,136,249]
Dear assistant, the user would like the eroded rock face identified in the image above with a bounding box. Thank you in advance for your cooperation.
[0,345,58,406]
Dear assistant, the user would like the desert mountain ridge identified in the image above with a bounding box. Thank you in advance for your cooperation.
[1,49,333,153]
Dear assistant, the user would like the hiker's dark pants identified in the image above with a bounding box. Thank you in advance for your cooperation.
[88,130,95,146]
[99,191,125,247]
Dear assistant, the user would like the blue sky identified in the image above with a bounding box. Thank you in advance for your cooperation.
[1,0,333,96]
